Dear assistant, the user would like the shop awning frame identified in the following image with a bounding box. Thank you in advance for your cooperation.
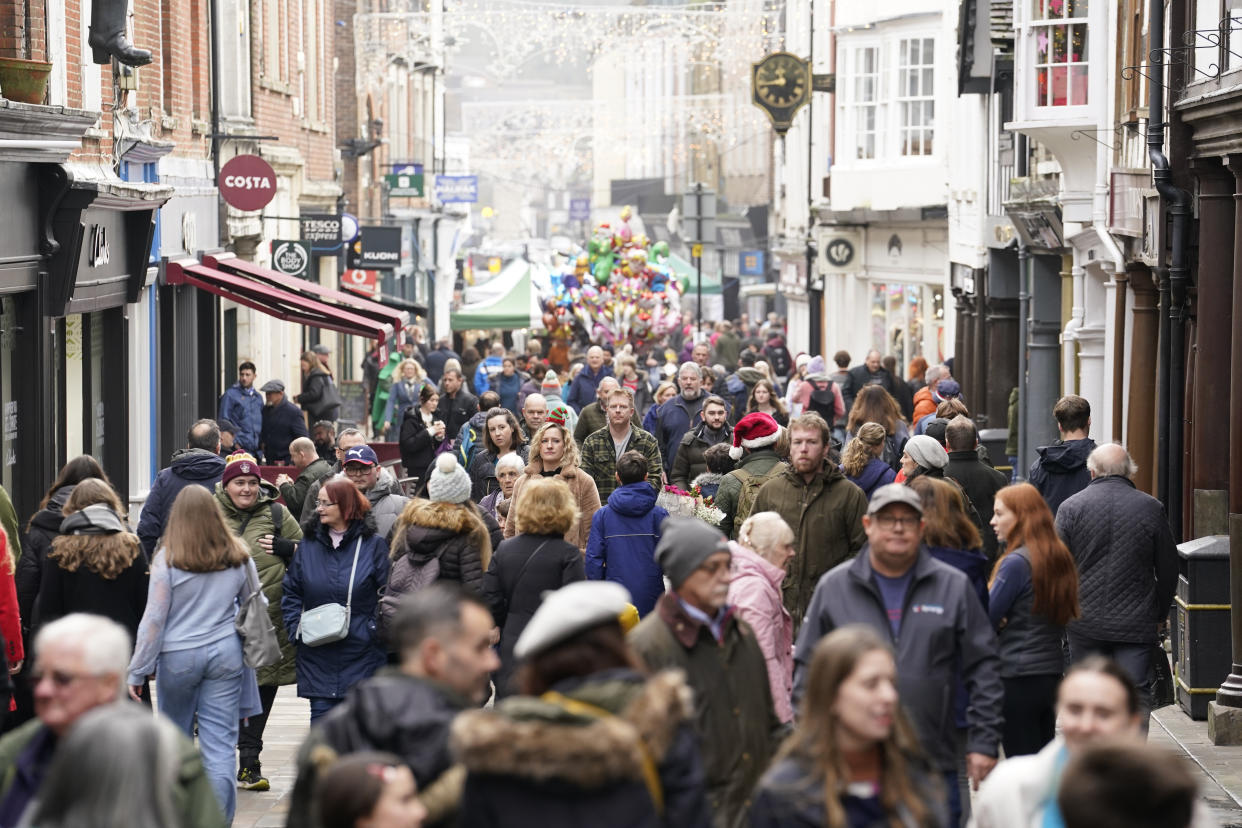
[205,254,410,333]
[165,260,394,342]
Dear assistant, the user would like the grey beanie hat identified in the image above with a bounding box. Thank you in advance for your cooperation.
[655,517,730,589]
[427,453,472,504]
[904,434,949,470]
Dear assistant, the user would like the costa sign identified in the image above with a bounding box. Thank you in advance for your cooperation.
[219,155,278,211]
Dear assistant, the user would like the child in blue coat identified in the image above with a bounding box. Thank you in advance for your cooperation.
[584,451,668,616]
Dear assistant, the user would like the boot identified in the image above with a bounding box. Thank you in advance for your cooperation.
[87,0,151,66]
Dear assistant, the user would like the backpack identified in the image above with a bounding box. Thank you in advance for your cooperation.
[457,424,482,467]
[730,464,784,539]
[378,553,441,645]
[807,380,837,422]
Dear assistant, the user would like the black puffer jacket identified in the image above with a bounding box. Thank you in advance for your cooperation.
[286,671,472,828]
[1055,475,1179,644]
[452,669,710,828]
[392,499,491,596]
[482,532,584,696]
[16,486,74,636]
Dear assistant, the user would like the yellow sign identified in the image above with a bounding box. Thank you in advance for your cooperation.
[488,257,502,274]
[691,244,703,258]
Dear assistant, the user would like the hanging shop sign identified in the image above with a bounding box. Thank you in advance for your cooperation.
[271,240,311,278]
[218,155,278,211]
[346,226,403,269]
[342,268,378,296]
[301,214,343,245]
[435,175,479,204]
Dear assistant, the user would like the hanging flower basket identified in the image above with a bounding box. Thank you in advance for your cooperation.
[0,57,52,105]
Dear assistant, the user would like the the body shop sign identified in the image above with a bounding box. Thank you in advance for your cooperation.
[219,155,277,211]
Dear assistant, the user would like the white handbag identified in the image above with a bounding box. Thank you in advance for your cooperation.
[298,538,361,647]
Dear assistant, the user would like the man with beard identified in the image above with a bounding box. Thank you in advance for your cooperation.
[654,362,708,477]
[628,519,782,828]
[670,396,732,491]
[751,412,867,630]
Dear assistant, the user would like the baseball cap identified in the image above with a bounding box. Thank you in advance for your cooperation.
[937,379,961,398]
[343,445,379,467]
[866,483,925,516]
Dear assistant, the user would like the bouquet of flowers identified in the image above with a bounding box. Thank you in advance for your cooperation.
[658,485,725,527]
[691,486,726,527]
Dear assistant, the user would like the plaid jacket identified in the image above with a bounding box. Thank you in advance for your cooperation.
[579,425,664,503]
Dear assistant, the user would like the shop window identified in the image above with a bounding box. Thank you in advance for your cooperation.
[870,282,943,371]
[1032,0,1089,107]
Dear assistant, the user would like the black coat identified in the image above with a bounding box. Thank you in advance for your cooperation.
[845,365,900,415]
[436,390,479,445]
[33,544,149,643]
[1028,438,1096,518]
[295,368,341,422]
[452,669,710,828]
[399,407,439,491]
[260,398,310,465]
[16,487,74,638]
[287,671,471,828]
[944,450,1009,561]
[481,533,584,696]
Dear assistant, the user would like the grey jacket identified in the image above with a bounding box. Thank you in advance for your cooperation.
[793,546,1004,770]
[1055,475,1178,643]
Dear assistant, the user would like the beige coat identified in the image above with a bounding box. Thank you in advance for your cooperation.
[503,457,601,552]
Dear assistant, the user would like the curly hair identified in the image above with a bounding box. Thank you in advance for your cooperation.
[514,477,580,536]
[50,479,141,580]
[530,421,581,470]
[841,422,887,478]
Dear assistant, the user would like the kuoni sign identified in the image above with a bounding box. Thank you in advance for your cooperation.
[219,155,277,211]
[342,269,378,296]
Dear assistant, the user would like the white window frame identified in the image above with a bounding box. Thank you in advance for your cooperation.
[1015,0,1092,117]
[850,45,882,160]
[837,31,938,164]
[896,37,935,157]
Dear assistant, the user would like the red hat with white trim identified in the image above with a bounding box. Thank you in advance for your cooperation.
[730,412,781,460]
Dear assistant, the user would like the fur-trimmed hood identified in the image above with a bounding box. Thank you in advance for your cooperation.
[451,669,692,789]
[392,498,491,565]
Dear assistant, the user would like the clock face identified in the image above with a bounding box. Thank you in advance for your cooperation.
[755,55,807,107]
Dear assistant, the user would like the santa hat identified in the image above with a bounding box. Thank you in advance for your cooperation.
[730,412,781,460]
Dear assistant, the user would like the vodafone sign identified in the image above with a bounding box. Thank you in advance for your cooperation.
[219,155,278,211]
[342,269,379,296]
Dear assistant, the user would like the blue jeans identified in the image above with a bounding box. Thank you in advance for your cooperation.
[158,636,244,822]
[309,696,344,722]
[943,771,962,827]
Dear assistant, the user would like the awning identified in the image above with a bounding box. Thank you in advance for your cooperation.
[451,267,542,331]
[667,254,722,295]
[166,260,394,343]
[205,254,410,333]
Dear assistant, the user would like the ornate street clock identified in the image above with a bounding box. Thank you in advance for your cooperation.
[752,52,811,135]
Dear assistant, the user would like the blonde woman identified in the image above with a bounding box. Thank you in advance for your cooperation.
[482,476,585,695]
[34,478,148,644]
[503,421,600,552]
[840,422,897,499]
[728,512,796,722]
[382,358,428,438]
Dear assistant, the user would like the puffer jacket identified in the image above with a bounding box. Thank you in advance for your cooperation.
[137,449,226,557]
[215,481,303,686]
[504,458,601,552]
[1027,438,1096,517]
[482,532,584,696]
[751,464,867,628]
[393,499,491,597]
[301,468,408,540]
[17,486,73,634]
[584,482,668,617]
[281,514,388,699]
[452,669,710,828]
[793,547,1004,772]
[670,422,732,491]
[1055,475,1178,643]
[726,542,793,723]
[287,671,472,828]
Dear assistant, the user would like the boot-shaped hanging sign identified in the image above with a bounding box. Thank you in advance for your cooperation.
[88,0,151,66]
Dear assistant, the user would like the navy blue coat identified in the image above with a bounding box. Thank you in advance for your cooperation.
[137,449,226,557]
[1028,437,1096,517]
[565,364,614,413]
[653,394,705,476]
[281,518,389,699]
[261,398,310,465]
[584,483,668,617]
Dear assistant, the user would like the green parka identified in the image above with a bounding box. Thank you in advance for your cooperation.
[750,464,867,630]
[214,480,303,686]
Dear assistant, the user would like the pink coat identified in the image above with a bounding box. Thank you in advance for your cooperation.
[792,376,845,420]
[726,541,794,722]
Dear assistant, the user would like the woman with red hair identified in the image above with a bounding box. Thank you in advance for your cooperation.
[989,483,1080,756]
[282,478,389,723]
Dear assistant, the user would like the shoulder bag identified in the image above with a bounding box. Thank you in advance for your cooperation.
[298,537,362,647]
[235,560,282,668]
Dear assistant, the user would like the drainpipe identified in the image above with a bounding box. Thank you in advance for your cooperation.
[1016,133,1030,480]
[1149,0,1191,536]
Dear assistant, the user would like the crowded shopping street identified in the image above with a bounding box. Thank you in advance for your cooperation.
[8,0,1242,825]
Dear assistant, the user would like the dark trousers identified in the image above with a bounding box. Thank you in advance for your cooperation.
[1067,630,1153,726]
[238,683,279,766]
[1002,674,1060,757]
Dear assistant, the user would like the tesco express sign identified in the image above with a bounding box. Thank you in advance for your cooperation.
[219,155,278,211]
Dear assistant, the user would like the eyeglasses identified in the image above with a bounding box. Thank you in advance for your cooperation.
[872,514,921,531]
[30,668,101,689]
[343,465,373,477]
[316,500,337,509]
